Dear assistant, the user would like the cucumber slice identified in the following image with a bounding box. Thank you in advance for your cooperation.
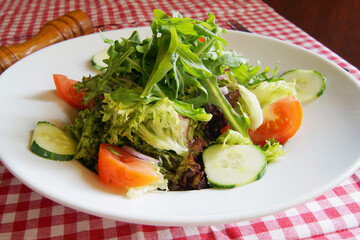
[203,144,266,188]
[30,121,77,161]
[92,48,109,70]
[280,69,326,104]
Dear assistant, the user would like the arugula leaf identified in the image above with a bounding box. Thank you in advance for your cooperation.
[141,25,178,98]
[172,100,212,121]
[142,9,252,137]
[110,87,144,104]
[101,48,134,86]
[199,76,250,137]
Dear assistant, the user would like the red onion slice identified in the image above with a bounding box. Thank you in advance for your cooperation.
[121,145,159,163]
[217,75,227,81]
[219,86,229,95]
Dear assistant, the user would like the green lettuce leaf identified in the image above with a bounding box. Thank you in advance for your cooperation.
[250,80,296,108]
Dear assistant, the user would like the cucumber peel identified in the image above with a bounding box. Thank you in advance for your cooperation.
[280,69,326,104]
[92,48,109,70]
[203,144,267,188]
[30,121,77,161]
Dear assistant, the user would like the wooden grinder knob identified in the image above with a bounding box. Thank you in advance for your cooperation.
[0,10,94,74]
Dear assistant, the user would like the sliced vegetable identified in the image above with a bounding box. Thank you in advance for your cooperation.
[121,145,159,163]
[98,143,159,188]
[249,95,303,146]
[30,121,77,161]
[280,69,326,104]
[53,74,87,109]
[203,144,266,188]
[92,48,109,70]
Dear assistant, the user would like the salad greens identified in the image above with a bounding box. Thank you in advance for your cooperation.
[65,9,291,191]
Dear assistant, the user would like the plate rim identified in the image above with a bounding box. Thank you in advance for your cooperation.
[1,27,360,226]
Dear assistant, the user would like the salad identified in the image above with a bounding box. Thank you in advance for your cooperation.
[30,9,326,198]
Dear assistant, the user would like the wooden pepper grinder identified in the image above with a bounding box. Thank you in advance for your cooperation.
[0,10,94,74]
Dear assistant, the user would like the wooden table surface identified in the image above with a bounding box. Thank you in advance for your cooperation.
[263,0,360,70]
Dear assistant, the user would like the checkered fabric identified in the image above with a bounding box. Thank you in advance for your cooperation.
[1,0,360,239]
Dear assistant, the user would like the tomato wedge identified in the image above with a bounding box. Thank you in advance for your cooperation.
[98,143,159,188]
[249,95,303,146]
[53,74,87,109]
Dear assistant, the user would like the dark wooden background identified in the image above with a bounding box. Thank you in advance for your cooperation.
[263,0,360,70]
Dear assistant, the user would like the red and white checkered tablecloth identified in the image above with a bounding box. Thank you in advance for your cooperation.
[1,0,360,239]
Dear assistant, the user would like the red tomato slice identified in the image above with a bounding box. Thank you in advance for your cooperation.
[98,143,159,188]
[220,124,232,135]
[249,95,303,146]
[53,74,87,109]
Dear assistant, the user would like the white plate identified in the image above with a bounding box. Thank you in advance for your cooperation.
[1,27,360,226]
